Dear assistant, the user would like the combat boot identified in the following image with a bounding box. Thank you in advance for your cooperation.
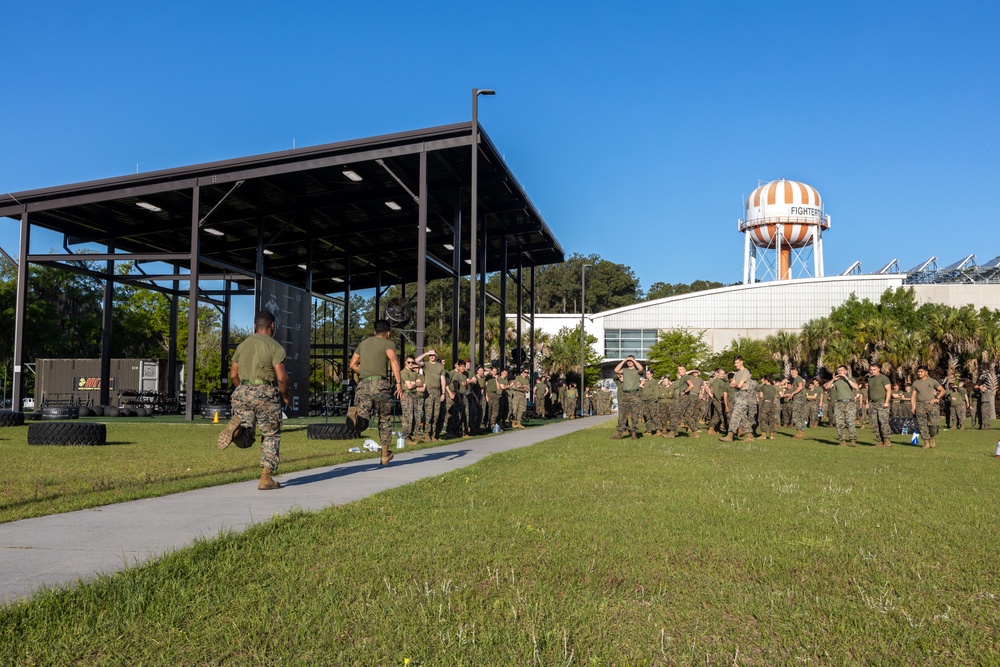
[838,440,847,447]
[849,439,857,447]
[217,415,244,450]
[381,443,394,466]
[258,468,281,490]
[883,439,892,448]
[630,431,638,440]
[662,430,676,438]
[691,430,701,439]
[719,433,734,442]
[707,427,718,435]
[610,433,624,440]
[929,436,936,448]
[793,429,805,440]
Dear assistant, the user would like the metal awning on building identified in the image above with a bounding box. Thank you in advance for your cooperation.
[0,122,562,294]
[0,122,563,417]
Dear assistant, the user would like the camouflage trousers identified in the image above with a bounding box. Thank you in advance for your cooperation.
[758,399,777,434]
[355,378,394,446]
[484,394,501,427]
[728,391,754,435]
[949,402,966,429]
[832,400,857,442]
[231,384,282,471]
[465,395,480,433]
[869,403,892,442]
[659,402,674,432]
[617,391,641,434]
[641,399,659,432]
[510,392,528,424]
[401,392,424,438]
[806,401,820,427]
[424,389,444,437]
[688,397,708,431]
[791,396,807,430]
[914,401,940,438]
[445,393,466,436]
[672,394,693,430]
[706,397,727,432]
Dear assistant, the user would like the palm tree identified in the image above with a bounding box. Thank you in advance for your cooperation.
[823,334,858,376]
[883,329,927,383]
[854,312,893,368]
[766,330,801,378]
[976,322,1000,423]
[800,317,834,374]
[928,306,983,379]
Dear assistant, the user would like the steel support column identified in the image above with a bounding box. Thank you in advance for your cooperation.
[168,286,178,398]
[416,150,427,354]
[451,199,462,365]
[11,208,30,410]
[184,186,201,420]
[498,236,508,369]
[99,244,114,407]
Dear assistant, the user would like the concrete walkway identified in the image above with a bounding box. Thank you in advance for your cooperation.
[1,415,614,604]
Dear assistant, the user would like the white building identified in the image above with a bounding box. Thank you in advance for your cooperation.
[514,258,1000,366]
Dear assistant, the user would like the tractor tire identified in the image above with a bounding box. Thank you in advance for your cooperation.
[0,410,25,427]
[41,406,78,420]
[104,406,120,418]
[28,422,107,446]
[91,405,105,416]
[202,405,232,420]
[306,423,358,440]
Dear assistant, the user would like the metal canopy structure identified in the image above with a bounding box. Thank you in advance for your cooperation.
[1,122,564,417]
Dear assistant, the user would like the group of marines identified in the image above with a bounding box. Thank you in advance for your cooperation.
[396,349,542,443]
[610,355,990,449]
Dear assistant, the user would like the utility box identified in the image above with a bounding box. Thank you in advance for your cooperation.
[34,359,183,408]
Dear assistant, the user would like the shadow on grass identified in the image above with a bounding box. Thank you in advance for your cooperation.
[281,449,472,487]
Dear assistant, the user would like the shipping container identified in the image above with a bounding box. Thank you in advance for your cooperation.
[34,359,185,411]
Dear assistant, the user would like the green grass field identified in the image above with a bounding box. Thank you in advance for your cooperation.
[3,419,1000,665]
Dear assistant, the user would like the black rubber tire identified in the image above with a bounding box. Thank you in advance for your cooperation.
[307,423,358,440]
[91,405,105,416]
[0,410,25,427]
[202,405,232,420]
[41,406,77,420]
[134,407,147,417]
[78,407,93,417]
[28,422,107,446]
[104,406,120,418]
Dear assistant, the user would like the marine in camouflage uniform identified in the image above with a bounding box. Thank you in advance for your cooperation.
[350,319,403,464]
[706,369,728,434]
[866,363,893,447]
[639,369,659,433]
[612,356,643,438]
[788,369,807,438]
[509,368,531,428]
[756,377,777,439]
[399,355,425,442]
[720,357,755,441]
[824,365,859,446]
[805,380,822,428]
[220,309,292,491]
[680,369,704,437]
[947,381,968,430]
[417,350,447,441]
[910,366,945,448]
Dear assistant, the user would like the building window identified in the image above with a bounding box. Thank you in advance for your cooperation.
[604,329,658,360]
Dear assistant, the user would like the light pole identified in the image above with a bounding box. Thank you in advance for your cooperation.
[580,263,592,417]
[470,87,495,369]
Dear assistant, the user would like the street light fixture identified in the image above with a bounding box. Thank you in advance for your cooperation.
[580,263,593,417]
[470,87,495,368]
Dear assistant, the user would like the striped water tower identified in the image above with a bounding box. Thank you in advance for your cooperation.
[739,179,831,284]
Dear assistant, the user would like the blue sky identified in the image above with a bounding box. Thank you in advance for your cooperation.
[2,1,997,293]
